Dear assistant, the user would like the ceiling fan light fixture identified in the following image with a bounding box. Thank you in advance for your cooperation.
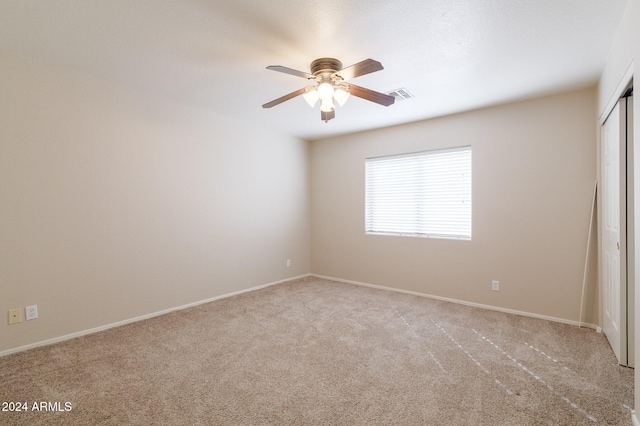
[334,86,350,106]
[317,82,335,101]
[302,88,319,107]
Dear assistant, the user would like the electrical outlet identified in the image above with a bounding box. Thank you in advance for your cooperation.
[25,305,38,320]
[492,280,500,291]
[8,309,21,325]
[286,259,291,267]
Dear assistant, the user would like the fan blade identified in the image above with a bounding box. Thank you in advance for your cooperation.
[266,65,315,80]
[262,87,308,108]
[346,83,395,106]
[321,110,335,122]
[336,59,383,81]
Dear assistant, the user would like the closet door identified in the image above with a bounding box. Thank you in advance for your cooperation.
[602,98,627,365]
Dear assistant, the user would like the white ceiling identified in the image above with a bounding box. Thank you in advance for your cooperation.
[0,0,629,141]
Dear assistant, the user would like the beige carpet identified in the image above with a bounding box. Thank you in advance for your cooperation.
[0,277,634,425]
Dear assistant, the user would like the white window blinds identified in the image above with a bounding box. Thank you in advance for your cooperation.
[365,146,472,239]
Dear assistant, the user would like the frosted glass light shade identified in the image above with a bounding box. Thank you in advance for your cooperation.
[334,87,350,106]
[302,89,319,107]
[320,98,335,112]
[317,82,335,101]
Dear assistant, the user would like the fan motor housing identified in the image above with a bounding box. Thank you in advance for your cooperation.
[310,58,343,76]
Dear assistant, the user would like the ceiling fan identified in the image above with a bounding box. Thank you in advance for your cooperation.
[262,58,395,122]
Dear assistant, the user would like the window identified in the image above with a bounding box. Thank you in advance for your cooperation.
[365,146,472,240]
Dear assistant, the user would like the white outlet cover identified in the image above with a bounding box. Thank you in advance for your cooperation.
[26,304,38,320]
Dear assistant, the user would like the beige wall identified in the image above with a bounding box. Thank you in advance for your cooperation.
[598,0,640,419]
[311,88,597,324]
[0,53,310,353]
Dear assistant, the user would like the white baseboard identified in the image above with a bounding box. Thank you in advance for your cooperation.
[311,274,600,330]
[3,272,598,357]
[0,274,311,357]
[632,410,640,426]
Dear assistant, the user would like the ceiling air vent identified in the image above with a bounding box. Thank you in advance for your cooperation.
[386,88,414,101]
